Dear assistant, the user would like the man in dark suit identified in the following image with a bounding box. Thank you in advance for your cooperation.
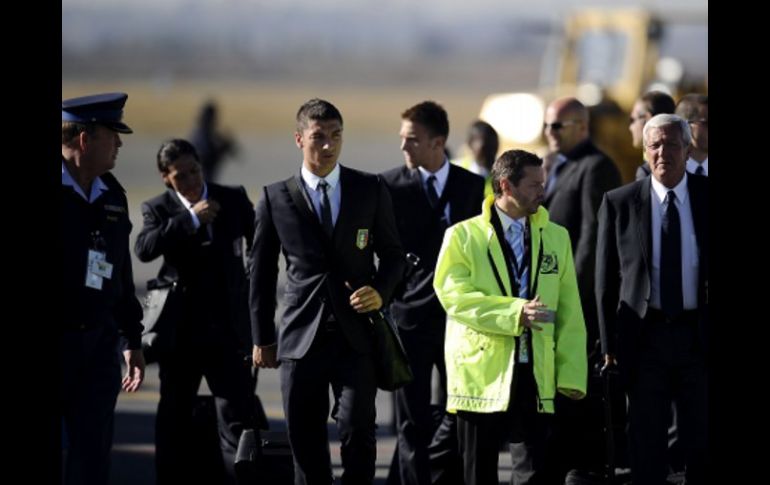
[541,97,622,476]
[381,101,484,485]
[250,99,405,485]
[134,139,257,485]
[596,114,708,485]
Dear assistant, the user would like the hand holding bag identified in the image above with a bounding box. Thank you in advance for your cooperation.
[369,310,413,391]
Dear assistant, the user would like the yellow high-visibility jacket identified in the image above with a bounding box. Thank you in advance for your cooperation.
[433,196,587,414]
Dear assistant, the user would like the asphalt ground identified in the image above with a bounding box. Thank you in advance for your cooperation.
[109,362,515,484]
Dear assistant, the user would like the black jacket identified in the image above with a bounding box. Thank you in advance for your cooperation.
[134,183,255,352]
[380,163,484,330]
[595,175,708,366]
[249,165,405,360]
[61,172,143,348]
[544,139,621,342]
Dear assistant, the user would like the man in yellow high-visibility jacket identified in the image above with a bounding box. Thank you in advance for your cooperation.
[434,149,587,485]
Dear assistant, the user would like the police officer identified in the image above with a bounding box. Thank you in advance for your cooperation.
[61,92,146,485]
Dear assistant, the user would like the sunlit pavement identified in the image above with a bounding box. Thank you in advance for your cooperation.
[110,363,513,484]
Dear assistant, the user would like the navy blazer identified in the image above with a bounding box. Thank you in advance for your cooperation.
[595,174,708,367]
[380,163,485,330]
[249,165,405,360]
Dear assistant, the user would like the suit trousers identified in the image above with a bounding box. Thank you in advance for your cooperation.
[280,320,378,485]
[155,325,256,485]
[61,326,122,485]
[628,310,707,485]
[456,363,558,485]
[389,324,459,485]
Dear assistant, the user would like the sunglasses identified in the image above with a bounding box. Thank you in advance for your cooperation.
[543,120,580,131]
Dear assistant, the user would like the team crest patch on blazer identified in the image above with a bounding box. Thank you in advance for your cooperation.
[540,253,559,274]
[356,229,369,249]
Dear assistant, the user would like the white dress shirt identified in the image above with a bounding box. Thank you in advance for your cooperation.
[650,174,700,310]
[686,157,708,176]
[418,159,451,222]
[176,183,209,230]
[301,163,341,227]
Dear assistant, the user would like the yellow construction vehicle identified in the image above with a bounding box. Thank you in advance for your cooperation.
[478,8,707,182]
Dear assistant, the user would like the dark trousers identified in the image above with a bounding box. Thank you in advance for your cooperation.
[281,321,378,485]
[627,311,707,485]
[155,326,256,485]
[388,325,459,485]
[456,364,558,485]
[61,327,122,485]
[428,413,463,485]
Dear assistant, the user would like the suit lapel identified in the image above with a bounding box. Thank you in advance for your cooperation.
[444,164,461,223]
[688,177,706,257]
[688,177,708,303]
[634,178,653,277]
[333,165,353,246]
[406,166,429,206]
[285,174,328,243]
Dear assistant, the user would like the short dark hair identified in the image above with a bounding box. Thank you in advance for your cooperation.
[491,150,542,197]
[296,98,343,132]
[675,93,708,121]
[401,101,449,139]
[156,138,200,173]
[640,91,676,116]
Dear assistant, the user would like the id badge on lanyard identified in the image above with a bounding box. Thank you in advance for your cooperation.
[85,230,113,290]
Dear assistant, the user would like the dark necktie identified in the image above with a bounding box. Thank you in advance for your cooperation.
[426,175,439,208]
[660,190,683,316]
[694,165,705,176]
[318,180,333,237]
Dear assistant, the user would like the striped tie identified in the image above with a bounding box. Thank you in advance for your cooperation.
[505,220,528,298]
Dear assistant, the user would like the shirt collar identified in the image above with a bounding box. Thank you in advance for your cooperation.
[176,183,209,209]
[651,172,689,205]
[494,204,527,234]
[301,163,340,191]
[417,158,450,188]
[61,160,109,202]
[686,157,708,175]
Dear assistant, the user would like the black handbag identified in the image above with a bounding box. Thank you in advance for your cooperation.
[140,278,181,364]
[370,311,413,391]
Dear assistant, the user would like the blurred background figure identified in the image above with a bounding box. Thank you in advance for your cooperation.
[630,91,676,180]
[452,120,499,198]
[541,96,621,482]
[675,93,708,176]
[189,100,239,183]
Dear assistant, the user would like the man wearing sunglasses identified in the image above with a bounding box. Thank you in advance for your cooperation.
[541,97,621,481]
